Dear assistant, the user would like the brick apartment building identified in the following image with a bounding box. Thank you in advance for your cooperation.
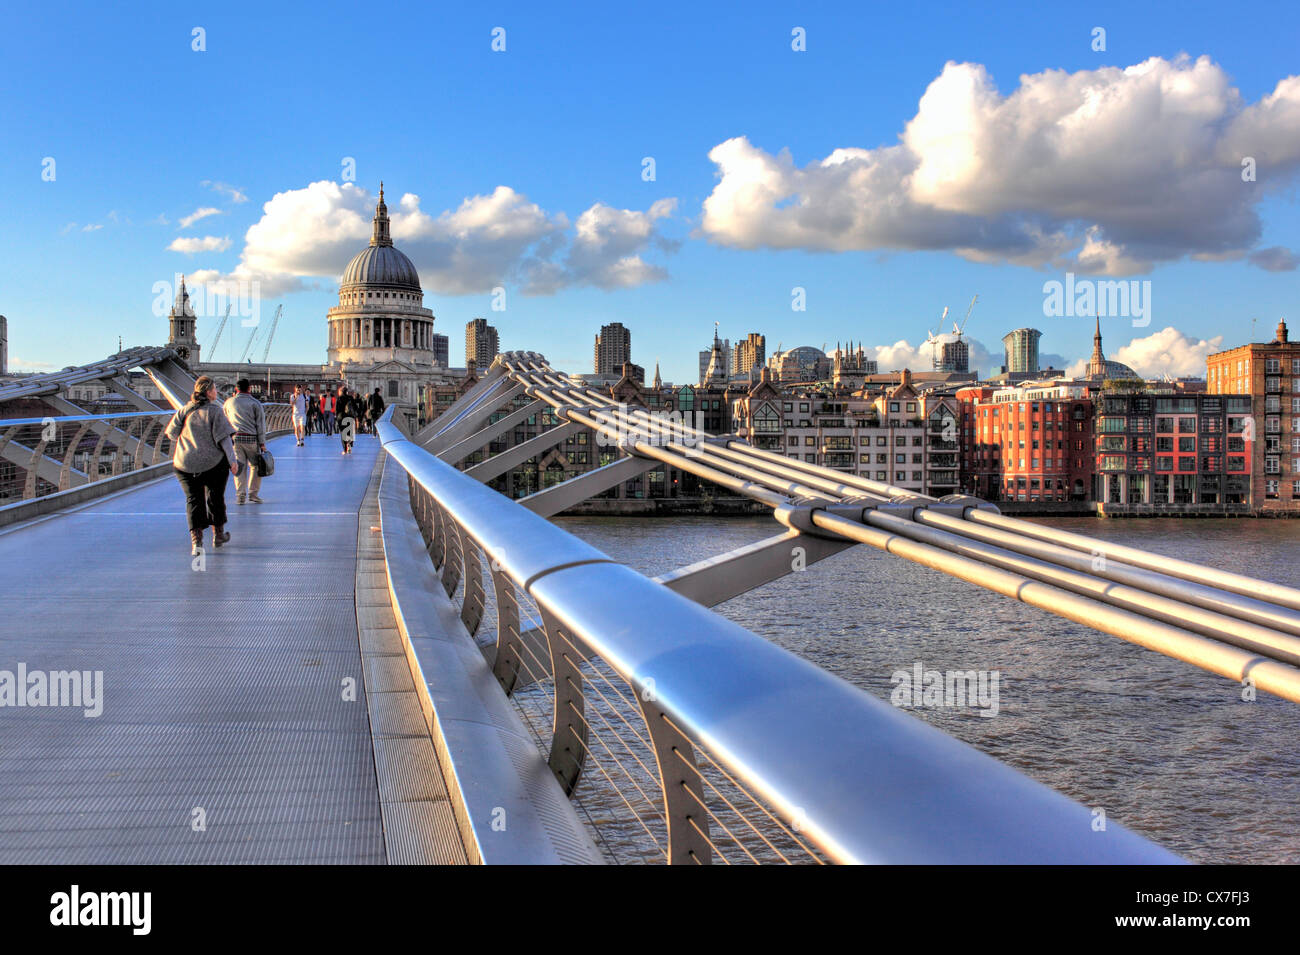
[969,383,1094,503]
[1092,389,1252,512]
[1207,319,1300,512]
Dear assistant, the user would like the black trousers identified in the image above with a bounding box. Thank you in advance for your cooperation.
[175,460,230,533]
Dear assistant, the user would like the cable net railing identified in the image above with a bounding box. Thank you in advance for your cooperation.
[0,405,296,507]
[404,473,826,864]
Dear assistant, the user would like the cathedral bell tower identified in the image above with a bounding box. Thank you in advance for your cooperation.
[168,275,200,366]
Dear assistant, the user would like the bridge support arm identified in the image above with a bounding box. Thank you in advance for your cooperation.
[654,530,855,608]
[424,381,528,454]
[439,399,548,464]
[464,421,582,483]
[519,454,658,518]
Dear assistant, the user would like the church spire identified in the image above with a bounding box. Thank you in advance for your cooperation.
[1088,316,1106,378]
[371,182,392,248]
[171,274,193,316]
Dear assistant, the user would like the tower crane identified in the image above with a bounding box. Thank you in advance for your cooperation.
[206,304,232,353]
[928,306,949,369]
[952,295,978,341]
[260,305,283,363]
[238,321,259,363]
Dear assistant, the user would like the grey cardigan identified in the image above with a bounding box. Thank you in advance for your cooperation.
[167,399,236,473]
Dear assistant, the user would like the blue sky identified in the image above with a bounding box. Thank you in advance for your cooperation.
[2,0,1298,382]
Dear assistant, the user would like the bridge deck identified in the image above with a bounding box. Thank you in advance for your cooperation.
[0,432,438,863]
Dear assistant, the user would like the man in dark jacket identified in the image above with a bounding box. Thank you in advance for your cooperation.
[336,386,357,455]
[367,388,385,434]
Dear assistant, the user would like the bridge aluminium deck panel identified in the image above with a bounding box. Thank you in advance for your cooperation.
[0,433,388,863]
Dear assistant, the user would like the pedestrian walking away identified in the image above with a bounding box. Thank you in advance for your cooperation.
[224,377,268,506]
[367,387,386,434]
[307,392,320,435]
[337,386,357,455]
[290,384,308,446]
[166,375,238,555]
[321,389,336,436]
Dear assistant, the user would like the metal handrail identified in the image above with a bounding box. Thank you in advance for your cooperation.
[376,406,1180,864]
[0,410,172,427]
[0,404,296,506]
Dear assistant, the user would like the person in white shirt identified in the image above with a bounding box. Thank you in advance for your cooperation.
[290,384,308,446]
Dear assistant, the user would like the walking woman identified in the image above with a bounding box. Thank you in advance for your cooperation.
[166,375,238,555]
[337,385,357,455]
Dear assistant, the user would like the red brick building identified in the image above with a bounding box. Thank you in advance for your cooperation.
[1206,319,1300,512]
[970,383,1094,503]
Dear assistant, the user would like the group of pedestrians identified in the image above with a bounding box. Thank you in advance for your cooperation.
[166,376,266,556]
[168,378,391,554]
[287,385,386,454]
[288,386,387,447]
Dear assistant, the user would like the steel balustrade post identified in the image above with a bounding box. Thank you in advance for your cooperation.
[89,430,111,478]
[134,419,161,471]
[488,567,525,692]
[637,697,713,864]
[110,418,136,476]
[409,476,432,549]
[539,606,587,796]
[24,428,46,499]
[430,494,447,569]
[59,422,92,491]
[440,507,464,598]
[460,536,486,636]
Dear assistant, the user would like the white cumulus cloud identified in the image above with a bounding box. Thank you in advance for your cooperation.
[701,56,1300,274]
[168,235,232,254]
[1099,326,1224,378]
[179,207,222,229]
[186,180,678,298]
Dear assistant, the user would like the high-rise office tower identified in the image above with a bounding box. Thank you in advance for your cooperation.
[594,322,632,375]
[465,317,500,369]
[1001,328,1042,374]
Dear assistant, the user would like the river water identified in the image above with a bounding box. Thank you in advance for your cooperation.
[554,514,1300,864]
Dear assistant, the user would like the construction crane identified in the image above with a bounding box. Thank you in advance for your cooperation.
[928,306,949,369]
[952,295,978,341]
[259,305,283,363]
[206,304,232,353]
[237,304,282,363]
[237,322,259,363]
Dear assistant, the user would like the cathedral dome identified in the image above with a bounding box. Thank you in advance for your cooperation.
[340,184,422,293]
[341,244,421,291]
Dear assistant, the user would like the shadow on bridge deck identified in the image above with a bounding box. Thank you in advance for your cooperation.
[0,431,421,863]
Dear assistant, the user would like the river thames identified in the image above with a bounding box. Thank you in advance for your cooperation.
[555,514,1300,864]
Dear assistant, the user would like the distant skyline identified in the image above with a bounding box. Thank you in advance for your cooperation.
[3,1,1298,383]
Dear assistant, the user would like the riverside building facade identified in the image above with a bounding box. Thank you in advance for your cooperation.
[1207,319,1300,512]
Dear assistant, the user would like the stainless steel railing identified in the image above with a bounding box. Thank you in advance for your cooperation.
[0,405,295,505]
[377,406,1180,865]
